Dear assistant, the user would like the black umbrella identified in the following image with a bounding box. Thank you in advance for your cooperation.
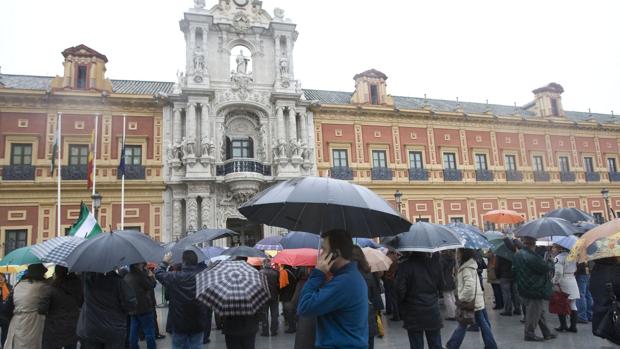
[544,208,594,223]
[514,217,579,239]
[178,228,238,246]
[446,222,482,235]
[221,246,267,258]
[390,222,464,253]
[239,176,411,237]
[280,231,321,249]
[164,243,206,265]
[66,231,164,273]
[574,221,598,234]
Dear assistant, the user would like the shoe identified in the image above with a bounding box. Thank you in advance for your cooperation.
[155,334,166,340]
[555,315,568,332]
[513,310,522,316]
[285,328,296,334]
[524,336,544,342]
[577,319,588,324]
[203,338,211,344]
[445,317,457,321]
[499,312,512,316]
[568,310,578,332]
[390,317,401,321]
[260,332,270,337]
[544,333,557,340]
[271,332,278,337]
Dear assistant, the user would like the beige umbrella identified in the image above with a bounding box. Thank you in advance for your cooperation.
[362,247,392,272]
[570,218,620,263]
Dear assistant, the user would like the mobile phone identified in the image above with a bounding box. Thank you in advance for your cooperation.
[329,250,340,262]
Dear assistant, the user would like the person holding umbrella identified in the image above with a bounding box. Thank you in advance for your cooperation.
[551,237,580,333]
[124,263,157,349]
[259,259,280,337]
[352,245,384,349]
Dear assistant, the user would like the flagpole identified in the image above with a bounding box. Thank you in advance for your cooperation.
[92,113,99,212]
[121,114,126,230]
[57,112,62,237]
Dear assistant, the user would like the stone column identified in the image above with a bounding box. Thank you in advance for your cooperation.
[288,107,297,141]
[89,62,96,88]
[172,199,183,239]
[187,102,197,142]
[276,107,284,141]
[200,195,212,229]
[300,111,308,143]
[63,61,72,87]
[201,103,210,141]
[186,196,198,232]
[173,108,182,144]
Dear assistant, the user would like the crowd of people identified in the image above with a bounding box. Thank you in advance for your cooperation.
[0,228,619,349]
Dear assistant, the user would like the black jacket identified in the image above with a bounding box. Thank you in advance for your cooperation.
[222,314,260,336]
[396,253,444,331]
[124,269,156,315]
[280,267,298,302]
[440,254,456,291]
[590,259,620,338]
[496,256,514,280]
[261,267,280,301]
[39,276,83,348]
[155,263,206,334]
[363,272,384,337]
[76,272,137,343]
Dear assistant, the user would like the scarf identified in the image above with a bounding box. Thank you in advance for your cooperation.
[0,282,9,301]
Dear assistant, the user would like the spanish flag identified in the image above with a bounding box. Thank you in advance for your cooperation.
[87,129,95,190]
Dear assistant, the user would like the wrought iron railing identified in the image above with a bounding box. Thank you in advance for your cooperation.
[533,171,550,182]
[62,165,88,180]
[475,169,494,182]
[371,167,393,180]
[560,171,576,182]
[408,168,429,181]
[585,172,600,182]
[1,165,35,180]
[610,172,620,182]
[505,170,523,182]
[331,167,353,180]
[117,165,146,180]
[443,169,462,181]
[216,160,271,176]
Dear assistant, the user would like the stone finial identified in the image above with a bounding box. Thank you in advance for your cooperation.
[274,8,285,20]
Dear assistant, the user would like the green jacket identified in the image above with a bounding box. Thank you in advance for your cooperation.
[512,248,553,300]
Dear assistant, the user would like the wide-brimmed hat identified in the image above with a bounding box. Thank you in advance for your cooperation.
[27,263,48,279]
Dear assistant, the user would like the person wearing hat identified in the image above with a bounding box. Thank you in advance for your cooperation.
[4,263,51,349]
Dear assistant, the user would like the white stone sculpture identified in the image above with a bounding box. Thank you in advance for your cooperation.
[236,50,250,74]
[194,0,205,9]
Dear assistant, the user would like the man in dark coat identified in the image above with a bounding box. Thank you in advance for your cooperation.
[124,263,157,349]
[497,238,521,317]
[77,271,137,348]
[396,252,444,349]
[383,250,400,321]
[440,250,457,321]
[589,257,620,345]
[260,260,280,337]
[155,250,206,348]
[281,265,299,333]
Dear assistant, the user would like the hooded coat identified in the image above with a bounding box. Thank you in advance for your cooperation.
[456,258,485,311]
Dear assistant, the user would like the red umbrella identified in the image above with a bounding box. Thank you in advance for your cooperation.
[483,209,524,224]
[273,248,318,267]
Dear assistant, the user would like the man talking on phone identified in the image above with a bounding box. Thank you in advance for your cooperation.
[297,229,369,349]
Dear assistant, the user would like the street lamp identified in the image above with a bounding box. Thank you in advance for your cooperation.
[601,188,615,221]
[91,192,102,220]
[394,189,403,215]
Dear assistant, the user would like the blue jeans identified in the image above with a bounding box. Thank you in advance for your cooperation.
[446,310,498,349]
[407,329,442,349]
[576,274,593,321]
[130,312,156,349]
[172,332,203,349]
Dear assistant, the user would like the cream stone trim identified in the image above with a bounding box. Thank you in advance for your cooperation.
[118,223,144,232]
[404,146,427,169]
[124,208,140,219]
[7,210,27,221]
[3,136,39,166]
[327,144,353,167]
[0,226,31,257]
[368,145,391,167]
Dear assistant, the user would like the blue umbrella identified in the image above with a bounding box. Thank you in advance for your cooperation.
[514,217,579,239]
[354,238,379,249]
[449,225,493,250]
[201,246,225,259]
[254,236,283,251]
[280,231,321,249]
[446,222,482,235]
[483,231,505,241]
[551,235,578,250]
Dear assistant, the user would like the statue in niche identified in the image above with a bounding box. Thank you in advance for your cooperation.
[166,142,175,161]
[194,54,206,74]
[236,50,250,74]
[287,139,300,158]
[273,139,286,159]
[172,142,184,161]
[174,71,186,93]
[279,55,289,76]
[194,0,205,9]
[182,137,195,157]
[301,143,311,160]
[201,136,215,157]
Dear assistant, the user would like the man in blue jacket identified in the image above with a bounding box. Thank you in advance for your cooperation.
[297,229,369,349]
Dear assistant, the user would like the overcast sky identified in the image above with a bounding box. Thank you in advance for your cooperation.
[1,0,618,113]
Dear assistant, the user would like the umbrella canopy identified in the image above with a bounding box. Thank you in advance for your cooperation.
[390,222,464,253]
[66,230,164,273]
[483,231,505,241]
[551,235,578,250]
[448,225,493,250]
[446,222,482,235]
[362,247,392,272]
[30,236,86,267]
[514,217,579,239]
[280,231,321,249]
[254,236,283,251]
[570,219,620,263]
[272,248,318,267]
[164,243,206,265]
[177,228,238,247]
[247,257,265,267]
[483,209,524,224]
[490,239,515,261]
[196,260,270,316]
[0,246,41,266]
[238,176,411,237]
[201,246,225,259]
[574,221,598,234]
[544,208,595,224]
[221,246,267,259]
[580,232,620,262]
[354,238,380,249]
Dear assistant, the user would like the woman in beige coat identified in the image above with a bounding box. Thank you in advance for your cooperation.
[4,263,50,349]
[445,249,498,349]
[552,244,580,333]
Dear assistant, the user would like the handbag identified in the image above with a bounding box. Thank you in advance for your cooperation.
[455,269,478,325]
[594,282,620,345]
[376,312,385,338]
[549,290,571,315]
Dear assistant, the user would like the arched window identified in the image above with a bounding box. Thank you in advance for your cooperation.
[230,45,252,74]
[225,137,254,160]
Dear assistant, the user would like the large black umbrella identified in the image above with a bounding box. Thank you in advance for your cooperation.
[574,221,598,234]
[514,217,579,239]
[280,231,321,249]
[544,208,595,223]
[239,176,411,237]
[221,246,267,258]
[390,222,464,253]
[178,228,238,246]
[164,243,206,265]
[66,231,164,273]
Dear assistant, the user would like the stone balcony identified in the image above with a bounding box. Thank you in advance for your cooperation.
[609,172,620,182]
[533,171,550,182]
[117,165,146,180]
[216,159,272,203]
[1,165,35,180]
[505,170,523,182]
[408,168,429,181]
[62,165,88,180]
[216,159,271,177]
[331,166,353,180]
[475,169,494,182]
[585,172,601,182]
[371,167,393,180]
[560,171,576,182]
[443,169,462,181]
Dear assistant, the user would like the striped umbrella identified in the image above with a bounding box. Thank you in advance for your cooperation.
[254,236,283,251]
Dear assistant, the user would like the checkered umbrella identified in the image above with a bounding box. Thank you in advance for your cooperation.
[196,260,270,316]
[254,236,283,251]
[31,236,86,267]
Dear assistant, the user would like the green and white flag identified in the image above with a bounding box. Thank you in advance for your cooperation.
[68,202,102,239]
[50,126,59,173]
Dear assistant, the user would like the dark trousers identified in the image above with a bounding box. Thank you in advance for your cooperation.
[523,297,552,338]
[385,280,399,317]
[491,283,503,309]
[80,338,126,349]
[224,334,256,349]
[283,301,297,331]
[43,345,77,349]
[369,336,375,349]
[500,278,520,313]
[204,306,213,342]
[0,322,8,346]
[130,312,156,349]
[261,299,279,334]
[407,329,442,349]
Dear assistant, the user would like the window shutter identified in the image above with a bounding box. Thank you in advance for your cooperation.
[248,138,254,158]
[225,137,232,160]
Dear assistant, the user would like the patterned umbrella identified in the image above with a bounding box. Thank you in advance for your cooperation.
[0,246,42,266]
[483,209,524,224]
[196,260,270,316]
[272,248,318,267]
[30,236,86,267]
[448,225,493,250]
[570,219,620,262]
[514,217,579,239]
[581,232,620,262]
[544,208,595,224]
[221,246,267,258]
[254,236,283,251]
[483,231,505,241]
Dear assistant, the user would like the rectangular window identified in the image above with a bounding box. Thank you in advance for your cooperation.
[475,154,488,171]
[372,150,387,168]
[10,144,32,165]
[231,139,251,158]
[484,221,496,231]
[608,158,618,173]
[409,151,424,170]
[443,152,457,170]
[370,85,379,105]
[450,217,464,223]
[559,156,570,172]
[69,144,89,166]
[124,226,141,232]
[76,65,88,89]
[125,145,142,166]
[550,98,559,116]
[332,149,348,168]
[593,212,605,225]
[584,157,595,173]
[533,155,545,172]
[504,154,517,171]
[415,217,430,223]
[4,229,27,256]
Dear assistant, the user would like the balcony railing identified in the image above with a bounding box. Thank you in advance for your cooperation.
[409,168,429,181]
[475,169,494,182]
[585,172,600,182]
[62,165,88,180]
[505,170,523,182]
[117,165,146,180]
[371,167,393,180]
[609,172,620,182]
[331,167,353,180]
[443,169,462,181]
[533,171,550,182]
[560,171,576,182]
[1,165,35,180]
[216,160,271,176]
